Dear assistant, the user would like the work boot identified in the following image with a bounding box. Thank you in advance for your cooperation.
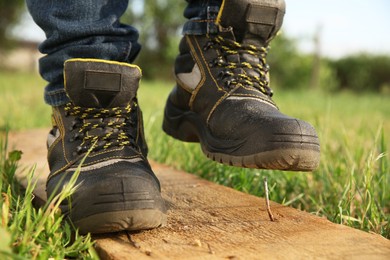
[46,58,166,234]
[163,0,320,171]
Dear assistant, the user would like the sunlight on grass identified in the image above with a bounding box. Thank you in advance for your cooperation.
[0,70,51,130]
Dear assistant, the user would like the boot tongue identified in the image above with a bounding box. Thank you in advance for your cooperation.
[64,59,141,108]
[216,0,285,45]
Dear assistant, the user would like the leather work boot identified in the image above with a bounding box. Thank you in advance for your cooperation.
[163,0,320,171]
[47,58,166,234]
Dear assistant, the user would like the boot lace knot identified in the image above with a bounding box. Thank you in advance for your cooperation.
[205,35,273,97]
[64,102,136,155]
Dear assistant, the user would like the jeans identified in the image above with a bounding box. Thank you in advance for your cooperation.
[26,0,222,106]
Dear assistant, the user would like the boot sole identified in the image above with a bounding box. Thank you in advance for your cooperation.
[163,100,320,171]
[55,175,167,234]
[73,209,167,234]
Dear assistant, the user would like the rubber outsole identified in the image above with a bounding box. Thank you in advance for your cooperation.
[73,209,167,234]
[204,148,319,171]
[51,174,168,234]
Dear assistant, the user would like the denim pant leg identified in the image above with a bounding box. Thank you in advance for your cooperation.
[183,0,222,35]
[27,0,222,106]
[26,0,140,106]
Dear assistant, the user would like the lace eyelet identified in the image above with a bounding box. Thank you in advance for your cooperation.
[76,145,88,154]
[66,103,137,154]
[217,70,225,80]
[225,80,232,88]
[203,41,214,51]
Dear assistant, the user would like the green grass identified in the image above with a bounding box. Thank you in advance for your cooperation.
[0,69,389,258]
[0,70,51,130]
[0,134,97,259]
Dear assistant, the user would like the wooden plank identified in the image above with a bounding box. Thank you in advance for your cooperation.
[7,129,390,259]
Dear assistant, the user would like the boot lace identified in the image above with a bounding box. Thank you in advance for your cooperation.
[64,102,136,155]
[205,35,273,97]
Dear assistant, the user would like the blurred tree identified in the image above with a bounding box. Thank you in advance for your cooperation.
[331,54,390,93]
[267,33,312,90]
[123,2,390,94]
[122,0,186,80]
[0,0,25,49]
[268,32,338,92]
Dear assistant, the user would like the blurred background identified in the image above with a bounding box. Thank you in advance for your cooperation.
[0,0,389,93]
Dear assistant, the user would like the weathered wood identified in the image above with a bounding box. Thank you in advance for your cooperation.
[8,129,390,259]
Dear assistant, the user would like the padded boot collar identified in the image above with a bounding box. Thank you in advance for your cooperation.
[216,0,285,45]
[64,58,142,108]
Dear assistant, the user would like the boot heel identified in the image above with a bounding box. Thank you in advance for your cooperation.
[162,99,199,142]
